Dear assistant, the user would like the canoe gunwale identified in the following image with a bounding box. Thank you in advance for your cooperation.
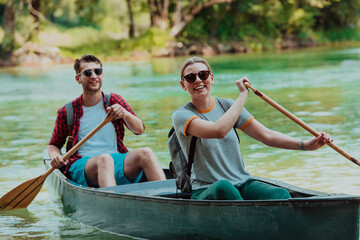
[43,150,360,240]
[43,158,360,208]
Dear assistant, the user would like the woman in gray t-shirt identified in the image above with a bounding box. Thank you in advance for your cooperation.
[173,56,331,200]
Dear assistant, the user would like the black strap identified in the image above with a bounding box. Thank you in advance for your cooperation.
[187,136,198,175]
[182,103,200,177]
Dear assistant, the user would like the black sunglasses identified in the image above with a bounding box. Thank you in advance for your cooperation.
[183,70,210,83]
[77,68,103,78]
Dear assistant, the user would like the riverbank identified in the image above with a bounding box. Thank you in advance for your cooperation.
[0,42,73,67]
[1,34,359,67]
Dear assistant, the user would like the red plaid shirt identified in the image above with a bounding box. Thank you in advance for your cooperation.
[49,92,142,178]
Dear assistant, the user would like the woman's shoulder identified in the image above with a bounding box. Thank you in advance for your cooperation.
[214,97,234,104]
[175,102,196,111]
[172,102,197,118]
[214,97,234,109]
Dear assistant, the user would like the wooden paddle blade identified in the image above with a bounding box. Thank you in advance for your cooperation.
[0,174,46,211]
[0,114,113,211]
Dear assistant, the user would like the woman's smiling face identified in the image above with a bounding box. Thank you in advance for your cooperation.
[181,62,214,98]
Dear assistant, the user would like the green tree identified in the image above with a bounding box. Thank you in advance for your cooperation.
[181,0,360,46]
[126,0,135,37]
[147,0,236,37]
[0,0,48,55]
[1,0,16,55]
[316,0,360,29]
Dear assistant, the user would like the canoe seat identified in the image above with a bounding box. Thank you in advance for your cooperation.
[100,179,178,197]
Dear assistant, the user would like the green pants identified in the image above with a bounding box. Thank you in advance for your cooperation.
[191,179,291,200]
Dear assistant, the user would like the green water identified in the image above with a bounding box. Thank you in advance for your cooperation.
[1,45,360,239]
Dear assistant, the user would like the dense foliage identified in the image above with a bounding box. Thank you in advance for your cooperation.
[0,0,359,61]
[182,0,360,48]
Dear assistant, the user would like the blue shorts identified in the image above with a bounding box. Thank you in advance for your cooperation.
[69,152,143,187]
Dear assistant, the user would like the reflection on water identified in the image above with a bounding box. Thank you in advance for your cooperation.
[0,45,359,238]
[0,190,135,239]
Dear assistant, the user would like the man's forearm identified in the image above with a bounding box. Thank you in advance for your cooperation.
[48,144,62,159]
[123,112,144,134]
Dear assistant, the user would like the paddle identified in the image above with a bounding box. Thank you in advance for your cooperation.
[244,82,360,167]
[0,113,114,211]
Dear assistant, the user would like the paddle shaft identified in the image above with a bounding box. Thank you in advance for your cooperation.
[244,82,360,166]
[45,113,115,177]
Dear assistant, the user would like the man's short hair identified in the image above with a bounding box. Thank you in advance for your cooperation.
[74,55,103,74]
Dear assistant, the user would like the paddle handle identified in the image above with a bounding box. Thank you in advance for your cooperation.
[244,82,360,166]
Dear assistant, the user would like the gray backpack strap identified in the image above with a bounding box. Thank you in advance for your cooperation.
[105,93,111,107]
[65,101,74,126]
[64,101,74,152]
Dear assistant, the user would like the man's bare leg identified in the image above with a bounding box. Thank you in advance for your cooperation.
[84,154,116,187]
[123,147,166,181]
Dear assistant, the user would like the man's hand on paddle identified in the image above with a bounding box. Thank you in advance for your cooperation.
[303,132,332,151]
[50,153,68,169]
[107,104,128,120]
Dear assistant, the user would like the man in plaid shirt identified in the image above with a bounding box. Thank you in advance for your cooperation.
[48,55,165,187]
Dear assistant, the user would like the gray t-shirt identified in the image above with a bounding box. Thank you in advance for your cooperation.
[78,98,118,157]
[172,97,254,190]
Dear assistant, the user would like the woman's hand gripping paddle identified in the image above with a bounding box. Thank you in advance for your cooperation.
[0,113,114,211]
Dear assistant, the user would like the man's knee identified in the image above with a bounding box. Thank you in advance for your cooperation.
[96,154,114,170]
[135,147,155,164]
[140,147,153,157]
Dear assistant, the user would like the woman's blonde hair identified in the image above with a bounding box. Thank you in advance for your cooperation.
[180,56,212,80]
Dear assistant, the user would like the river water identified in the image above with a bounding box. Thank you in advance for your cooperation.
[0,45,359,239]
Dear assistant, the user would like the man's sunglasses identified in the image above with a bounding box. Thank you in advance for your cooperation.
[182,70,210,83]
[77,68,103,78]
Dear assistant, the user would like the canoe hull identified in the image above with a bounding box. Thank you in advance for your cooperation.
[44,158,360,240]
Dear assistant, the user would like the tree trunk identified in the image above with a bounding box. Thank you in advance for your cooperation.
[147,0,169,30]
[126,0,135,38]
[170,0,234,37]
[148,0,155,27]
[28,0,47,24]
[29,0,41,24]
[27,0,49,41]
[1,1,16,54]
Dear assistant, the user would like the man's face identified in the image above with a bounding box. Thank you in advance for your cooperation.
[75,62,103,93]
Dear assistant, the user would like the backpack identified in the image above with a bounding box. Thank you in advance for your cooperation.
[168,98,240,198]
[64,94,111,152]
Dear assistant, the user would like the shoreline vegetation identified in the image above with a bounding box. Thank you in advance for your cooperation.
[0,0,359,67]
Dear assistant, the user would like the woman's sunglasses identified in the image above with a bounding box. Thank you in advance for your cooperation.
[182,70,210,83]
[77,68,103,78]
